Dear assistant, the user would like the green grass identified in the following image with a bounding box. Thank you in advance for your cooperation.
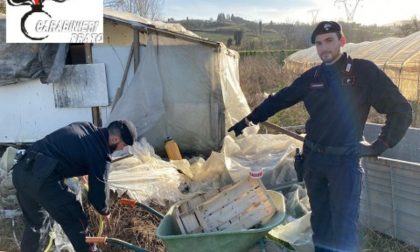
[194,31,231,43]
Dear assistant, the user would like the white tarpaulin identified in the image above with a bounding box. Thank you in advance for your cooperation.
[108,133,303,205]
[108,138,233,206]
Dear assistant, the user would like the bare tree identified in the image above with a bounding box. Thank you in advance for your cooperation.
[398,16,420,36]
[104,0,165,20]
[308,9,319,25]
[0,0,5,14]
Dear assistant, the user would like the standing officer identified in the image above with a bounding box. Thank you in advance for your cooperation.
[228,21,412,251]
[12,120,137,252]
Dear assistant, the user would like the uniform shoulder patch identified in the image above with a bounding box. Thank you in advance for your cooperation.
[310,82,325,89]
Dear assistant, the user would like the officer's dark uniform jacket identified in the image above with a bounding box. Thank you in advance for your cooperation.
[248,53,412,149]
[28,122,111,214]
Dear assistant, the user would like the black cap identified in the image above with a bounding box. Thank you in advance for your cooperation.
[108,120,137,145]
[311,21,343,44]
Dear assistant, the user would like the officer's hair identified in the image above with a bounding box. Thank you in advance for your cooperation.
[335,32,342,40]
[107,122,123,138]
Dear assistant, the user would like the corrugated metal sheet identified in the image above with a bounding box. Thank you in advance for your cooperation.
[360,157,420,247]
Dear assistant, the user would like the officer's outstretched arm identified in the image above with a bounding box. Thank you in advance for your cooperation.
[247,74,308,125]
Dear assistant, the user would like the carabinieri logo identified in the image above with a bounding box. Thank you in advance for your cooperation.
[7,0,67,40]
[6,0,103,43]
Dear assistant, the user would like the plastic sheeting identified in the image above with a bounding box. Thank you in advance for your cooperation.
[284,184,311,219]
[219,43,258,132]
[109,138,186,205]
[0,147,18,210]
[269,213,314,252]
[108,33,223,155]
[108,138,233,206]
[108,35,165,140]
[0,18,68,85]
[221,133,302,188]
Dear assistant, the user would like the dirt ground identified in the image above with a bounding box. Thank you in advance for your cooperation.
[0,192,169,252]
[86,193,168,252]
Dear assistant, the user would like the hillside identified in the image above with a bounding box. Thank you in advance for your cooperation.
[170,15,418,51]
[0,0,4,14]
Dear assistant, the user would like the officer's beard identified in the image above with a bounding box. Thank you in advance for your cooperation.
[321,49,341,65]
[109,143,118,153]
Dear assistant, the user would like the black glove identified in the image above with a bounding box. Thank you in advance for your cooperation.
[228,117,249,137]
[359,139,389,157]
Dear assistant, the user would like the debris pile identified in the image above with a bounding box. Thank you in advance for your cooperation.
[85,192,168,252]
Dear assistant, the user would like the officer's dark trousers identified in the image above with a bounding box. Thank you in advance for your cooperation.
[303,148,363,252]
[13,164,90,252]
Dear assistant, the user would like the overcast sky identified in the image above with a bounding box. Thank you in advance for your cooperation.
[162,0,420,25]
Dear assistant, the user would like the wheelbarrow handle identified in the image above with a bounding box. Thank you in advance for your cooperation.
[86,236,107,244]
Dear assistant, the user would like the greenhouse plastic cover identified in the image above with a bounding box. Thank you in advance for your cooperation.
[284,31,420,101]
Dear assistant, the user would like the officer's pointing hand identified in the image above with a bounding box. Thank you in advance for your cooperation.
[228,117,249,137]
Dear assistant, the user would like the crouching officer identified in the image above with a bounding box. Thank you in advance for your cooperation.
[12,120,137,252]
[228,21,412,252]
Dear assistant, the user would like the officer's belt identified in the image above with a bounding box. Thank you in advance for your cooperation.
[304,139,358,155]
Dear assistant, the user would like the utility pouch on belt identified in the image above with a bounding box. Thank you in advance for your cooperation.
[25,151,59,191]
[294,148,304,182]
[32,152,59,191]
[11,150,37,172]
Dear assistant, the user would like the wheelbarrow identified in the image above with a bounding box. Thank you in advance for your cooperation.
[156,190,285,252]
[87,191,285,252]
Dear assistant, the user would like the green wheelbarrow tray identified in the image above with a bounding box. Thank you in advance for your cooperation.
[156,190,286,252]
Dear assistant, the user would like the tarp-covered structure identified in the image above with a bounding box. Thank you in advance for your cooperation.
[284,31,420,125]
[96,9,253,155]
[0,10,253,154]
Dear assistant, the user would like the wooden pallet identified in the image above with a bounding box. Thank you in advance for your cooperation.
[174,177,277,234]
